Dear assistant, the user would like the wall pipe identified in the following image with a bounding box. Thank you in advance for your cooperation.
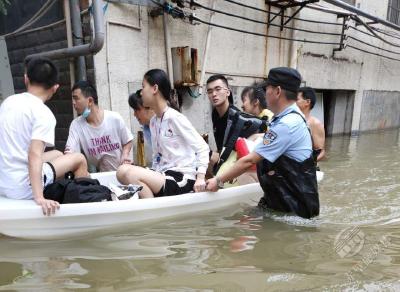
[26,0,105,61]
[63,0,75,88]
[288,8,299,69]
[70,0,87,81]
[163,12,174,89]
[64,0,78,118]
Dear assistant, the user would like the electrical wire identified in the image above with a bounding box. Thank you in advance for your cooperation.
[220,0,400,48]
[151,0,187,18]
[305,2,351,16]
[348,24,400,51]
[347,44,400,62]
[371,26,400,40]
[2,0,58,38]
[221,0,343,26]
[191,15,341,45]
[164,0,400,61]
[350,15,400,48]
[304,1,400,44]
[191,1,342,37]
[349,24,375,37]
[5,8,89,38]
[349,22,400,44]
[347,35,400,55]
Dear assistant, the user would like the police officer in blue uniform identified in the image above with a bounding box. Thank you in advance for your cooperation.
[206,67,319,219]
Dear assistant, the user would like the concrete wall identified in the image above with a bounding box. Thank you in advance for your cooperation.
[359,90,400,131]
[93,0,400,147]
[327,91,355,135]
[296,0,400,135]
[94,1,269,155]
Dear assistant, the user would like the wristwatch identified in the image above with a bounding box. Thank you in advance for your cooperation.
[216,176,224,189]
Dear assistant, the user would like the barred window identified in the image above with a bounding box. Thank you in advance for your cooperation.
[387,0,400,25]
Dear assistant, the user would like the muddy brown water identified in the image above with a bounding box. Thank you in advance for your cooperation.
[1,129,399,291]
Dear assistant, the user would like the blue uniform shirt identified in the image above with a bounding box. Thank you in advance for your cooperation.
[255,103,312,163]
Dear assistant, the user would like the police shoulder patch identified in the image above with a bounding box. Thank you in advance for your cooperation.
[263,130,278,145]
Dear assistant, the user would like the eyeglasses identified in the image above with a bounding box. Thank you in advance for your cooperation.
[206,86,228,96]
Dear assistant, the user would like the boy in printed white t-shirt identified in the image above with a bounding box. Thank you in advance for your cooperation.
[0,57,88,216]
[65,81,133,172]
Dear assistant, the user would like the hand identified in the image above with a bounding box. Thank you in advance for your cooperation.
[206,177,219,192]
[34,197,60,216]
[193,177,207,193]
[120,153,132,165]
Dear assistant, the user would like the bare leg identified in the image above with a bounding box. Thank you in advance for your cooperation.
[43,150,63,162]
[117,165,165,199]
[50,153,89,179]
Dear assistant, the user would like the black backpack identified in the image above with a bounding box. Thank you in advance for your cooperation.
[44,177,112,204]
[214,108,268,174]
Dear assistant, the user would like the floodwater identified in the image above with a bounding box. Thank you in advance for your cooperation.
[1,129,400,291]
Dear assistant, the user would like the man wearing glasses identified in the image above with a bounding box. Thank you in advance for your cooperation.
[206,75,240,161]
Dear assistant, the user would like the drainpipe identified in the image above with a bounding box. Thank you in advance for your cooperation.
[163,12,174,89]
[64,0,75,87]
[70,0,87,81]
[323,0,400,31]
[263,3,270,78]
[63,0,77,118]
[26,0,105,60]
[198,0,216,94]
[288,8,298,69]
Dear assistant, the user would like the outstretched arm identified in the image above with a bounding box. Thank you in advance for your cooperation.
[206,152,263,192]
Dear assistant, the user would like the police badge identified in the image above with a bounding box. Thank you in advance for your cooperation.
[263,130,277,145]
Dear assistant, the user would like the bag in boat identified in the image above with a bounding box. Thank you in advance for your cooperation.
[44,177,112,204]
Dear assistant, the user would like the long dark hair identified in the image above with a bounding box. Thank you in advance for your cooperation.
[144,69,179,111]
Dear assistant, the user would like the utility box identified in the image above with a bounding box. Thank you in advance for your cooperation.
[0,36,14,103]
[171,46,198,87]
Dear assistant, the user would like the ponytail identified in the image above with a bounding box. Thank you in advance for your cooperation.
[168,88,180,112]
[253,85,268,109]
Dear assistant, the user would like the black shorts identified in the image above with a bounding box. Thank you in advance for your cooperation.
[42,162,56,187]
[155,170,195,197]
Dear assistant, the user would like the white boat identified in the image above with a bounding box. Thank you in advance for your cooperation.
[0,171,324,240]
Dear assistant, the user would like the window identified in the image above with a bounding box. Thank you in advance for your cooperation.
[387,0,400,25]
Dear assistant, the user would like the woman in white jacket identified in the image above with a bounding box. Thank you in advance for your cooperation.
[117,69,210,198]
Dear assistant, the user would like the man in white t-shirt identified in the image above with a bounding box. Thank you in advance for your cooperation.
[0,57,89,216]
[65,81,133,172]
